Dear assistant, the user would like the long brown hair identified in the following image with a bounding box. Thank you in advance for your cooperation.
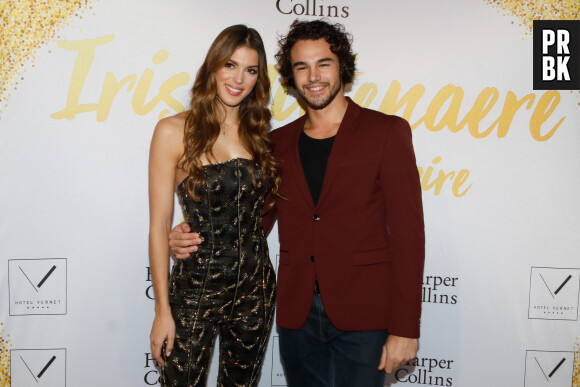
[179,25,281,205]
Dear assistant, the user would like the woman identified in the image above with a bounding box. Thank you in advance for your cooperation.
[148,25,280,387]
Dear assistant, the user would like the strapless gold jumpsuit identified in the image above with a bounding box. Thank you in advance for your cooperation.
[161,158,276,387]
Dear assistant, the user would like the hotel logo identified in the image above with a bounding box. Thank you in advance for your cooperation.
[10,348,66,386]
[528,267,580,321]
[8,258,67,316]
[524,350,575,387]
[270,336,287,386]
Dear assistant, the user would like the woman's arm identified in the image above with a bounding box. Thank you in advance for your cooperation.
[148,115,184,366]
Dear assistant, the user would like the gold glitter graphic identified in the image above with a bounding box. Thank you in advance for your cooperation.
[0,0,95,116]
[483,0,580,34]
[483,1,580,102]
[0,323,11,386]
[574,339,579,387]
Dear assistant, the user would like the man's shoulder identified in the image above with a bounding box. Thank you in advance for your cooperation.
[356,104,409,129]
[350,107,411,145]
[268,116,302,142]
[268,124,290,141]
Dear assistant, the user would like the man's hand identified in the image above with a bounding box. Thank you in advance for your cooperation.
[168,222,202,259]
[378,335,418,373]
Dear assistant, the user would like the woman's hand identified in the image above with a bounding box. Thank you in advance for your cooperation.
[150,310,176,366]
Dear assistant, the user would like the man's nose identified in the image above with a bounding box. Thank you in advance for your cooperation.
[308,67,320,82]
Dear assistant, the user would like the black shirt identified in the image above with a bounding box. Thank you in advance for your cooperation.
[299,131,335,206]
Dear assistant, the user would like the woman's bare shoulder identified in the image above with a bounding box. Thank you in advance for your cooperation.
[151,112,189,158]
[155,112,188,134]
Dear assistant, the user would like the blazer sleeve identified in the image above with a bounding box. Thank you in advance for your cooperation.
[261,192,278,237]
[379,117,425,338]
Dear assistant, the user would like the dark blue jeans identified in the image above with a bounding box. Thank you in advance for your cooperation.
[278,294,389,387]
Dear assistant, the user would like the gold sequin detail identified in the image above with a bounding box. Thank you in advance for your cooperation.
[482,1,580,101]
[164,158,275,386]
[482,0,580,35]
[573,339,579,386]
[0,322,12,386]
[0,0,96,117]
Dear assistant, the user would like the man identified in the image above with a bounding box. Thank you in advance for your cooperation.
[169,19,425,387]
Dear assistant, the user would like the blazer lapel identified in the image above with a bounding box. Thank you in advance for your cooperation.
[285,115,317,211]
[316,98,362,209]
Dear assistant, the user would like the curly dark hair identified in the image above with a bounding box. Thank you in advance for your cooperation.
[275,19,356,90]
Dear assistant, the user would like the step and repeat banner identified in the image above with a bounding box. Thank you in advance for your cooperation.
[1,1,579,386]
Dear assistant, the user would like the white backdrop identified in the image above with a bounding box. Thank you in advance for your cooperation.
[1,1,579,386]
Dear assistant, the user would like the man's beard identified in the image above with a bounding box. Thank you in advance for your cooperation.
[298,79,341,110]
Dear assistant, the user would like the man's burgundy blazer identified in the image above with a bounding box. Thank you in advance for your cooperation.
[263,98,425,338]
